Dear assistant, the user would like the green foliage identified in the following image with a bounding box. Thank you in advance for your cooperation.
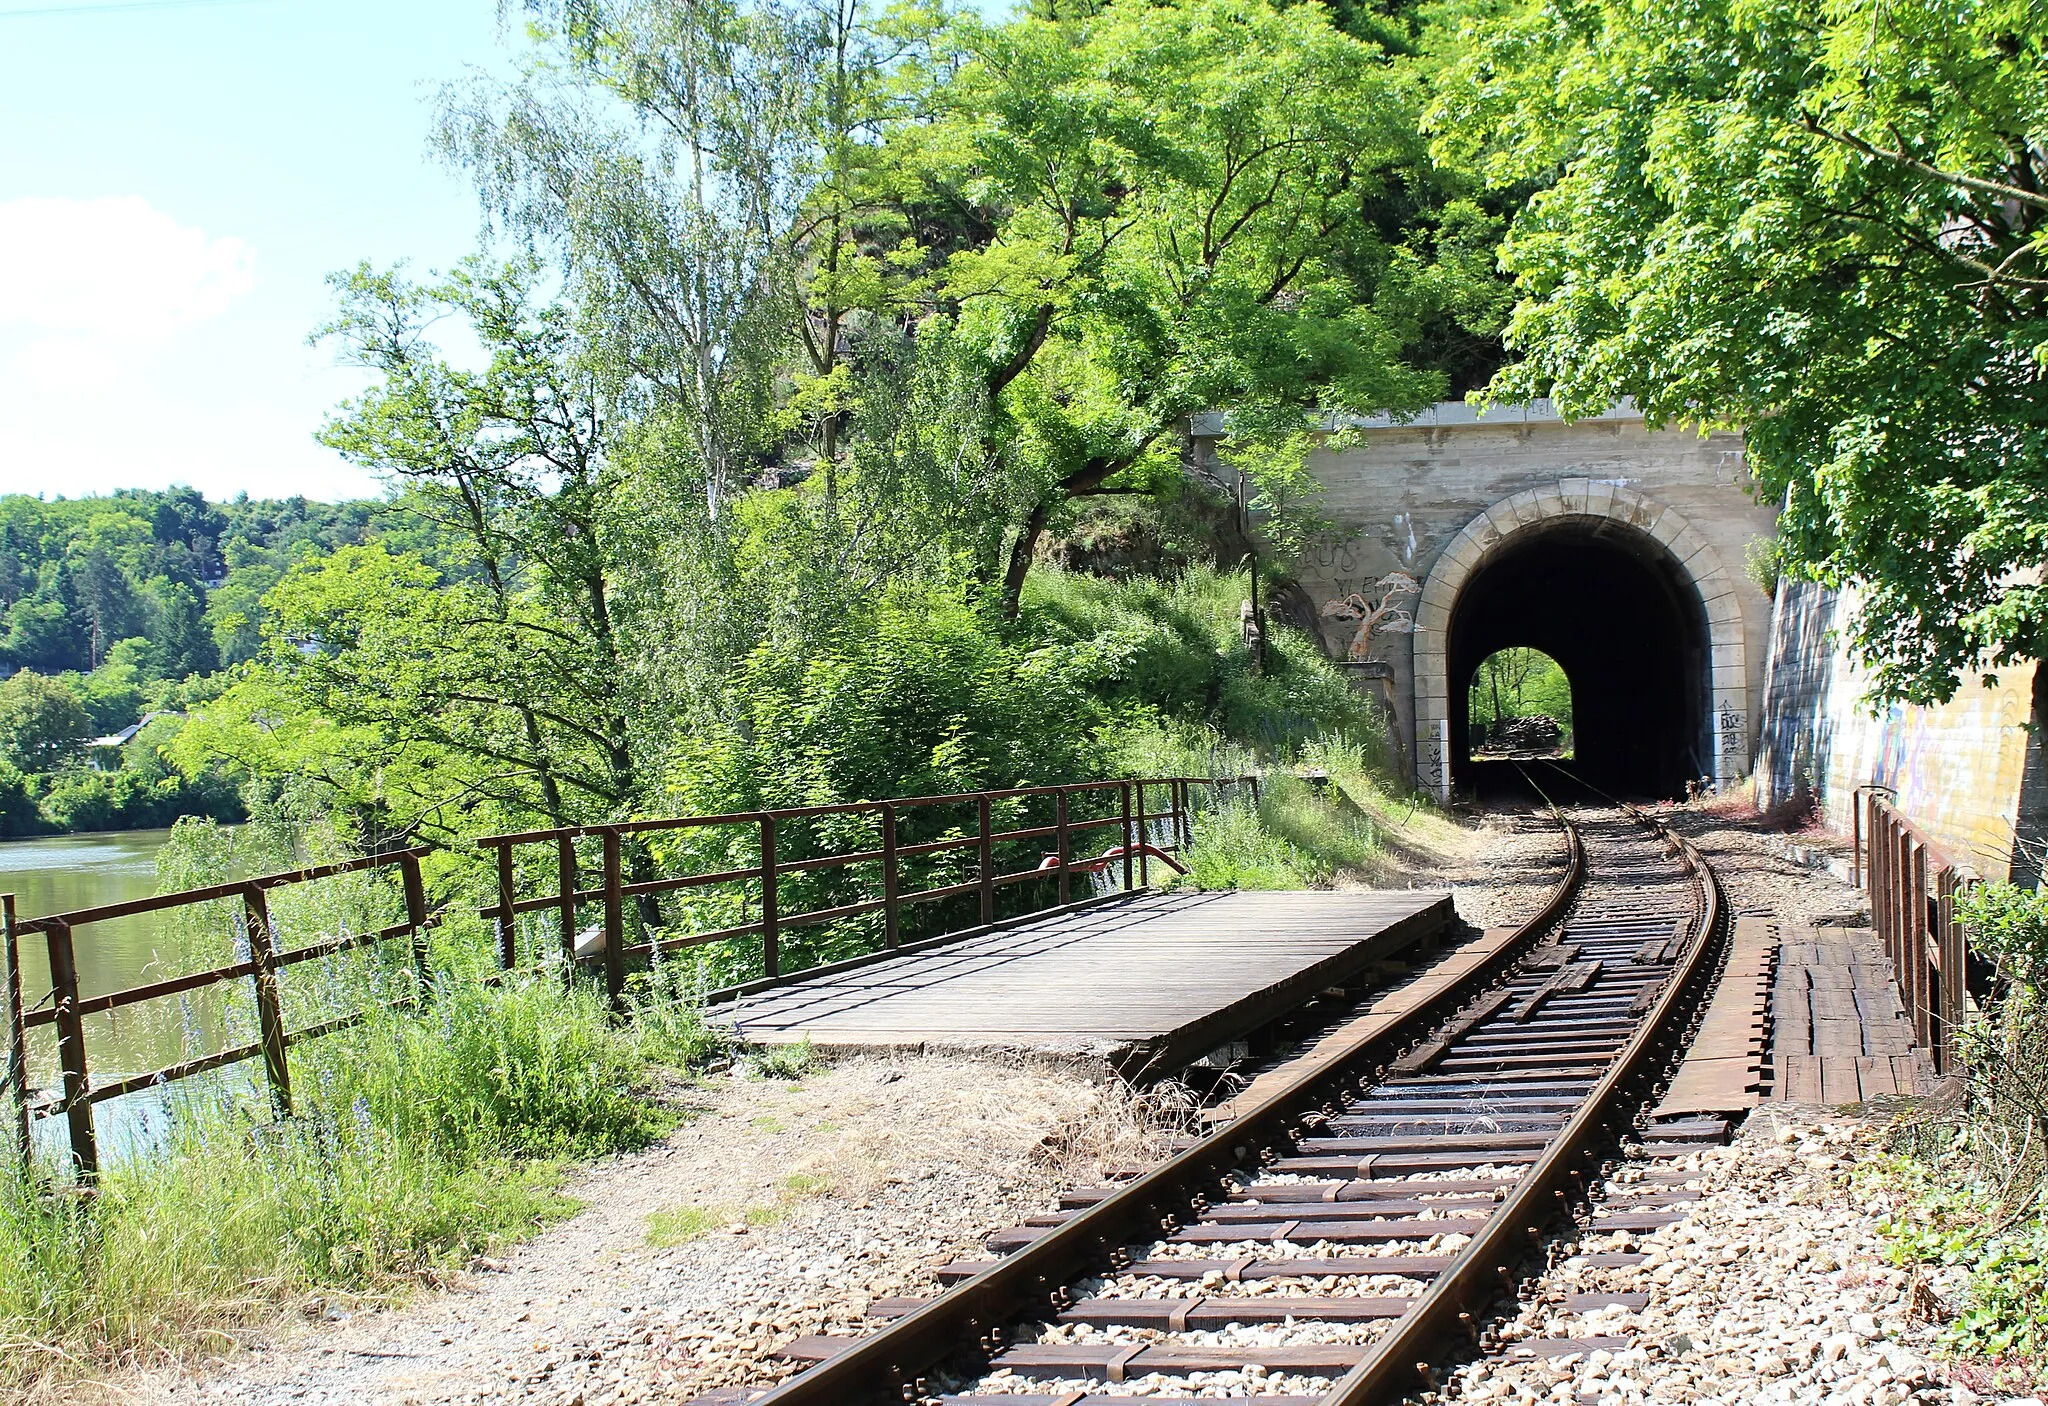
[0,762,42,838]
[746,1041,821,1081]
[1959,884,2048,989]
[0,487,372,680]
[644,1204,723,1248]
[1880,1163,2048,1360]
[622,955,733,1071]
[1877,883,2048,1365]
[444,0,1510,617]
[1023,567,1389,762]
[673,583,1107,817]
[35,766,238,835]
[1177,753,1387,890]
[0,671,89,771]
[906,0,1492,598]
[1428,0,2048,705]
[1467,647,1573,733]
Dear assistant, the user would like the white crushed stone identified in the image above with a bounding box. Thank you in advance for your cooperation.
[1430,1106,2000,1406]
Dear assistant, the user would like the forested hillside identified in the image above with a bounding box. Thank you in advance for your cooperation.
[0,490,382,834]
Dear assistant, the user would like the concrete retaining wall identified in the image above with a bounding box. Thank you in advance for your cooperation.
[1755,580,2045,882]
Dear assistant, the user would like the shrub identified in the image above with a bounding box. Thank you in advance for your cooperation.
[1879,882,2048,1366]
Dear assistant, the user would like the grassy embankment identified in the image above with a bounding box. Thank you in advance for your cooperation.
[0,820,721,1393]
[1023,567,1464,889]
[0,565,1450,1390]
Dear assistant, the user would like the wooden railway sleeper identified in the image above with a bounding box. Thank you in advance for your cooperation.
[1317,797,1726,1406]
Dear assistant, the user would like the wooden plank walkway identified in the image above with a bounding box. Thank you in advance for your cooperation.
[1654,915,1773,1119]
[1768,922,1933,1103]
[716,888,1454,1072]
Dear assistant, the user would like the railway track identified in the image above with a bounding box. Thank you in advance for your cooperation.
[711,793,1729,1406]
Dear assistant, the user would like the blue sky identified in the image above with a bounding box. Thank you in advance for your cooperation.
[0,0,515,503]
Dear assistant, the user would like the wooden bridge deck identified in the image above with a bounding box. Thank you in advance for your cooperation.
[1769,922,1934,1103]
[714,888,1454,1072]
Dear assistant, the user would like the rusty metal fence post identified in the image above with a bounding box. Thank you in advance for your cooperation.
[1135,781,1149,887]
[493,843,517,970]
[1120,783,1134,891]
[44,919,97,1180]
[399,851,431,994]
[241,886,293,1119]
[977,796,995,925]
[881,804,900,947]
[4,894,28,1168]
[557,835,578,971]
[1910,840,1932,1050]
[760,816,780,978]
[1055,790,1071,906]
[601,828,627,1006]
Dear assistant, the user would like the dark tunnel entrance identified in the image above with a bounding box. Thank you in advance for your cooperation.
[1447,521,1710,798]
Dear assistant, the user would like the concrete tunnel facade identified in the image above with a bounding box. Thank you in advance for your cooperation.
[1191,401,1778,801]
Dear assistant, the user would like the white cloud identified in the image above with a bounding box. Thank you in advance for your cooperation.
[0,194,256,340]
[0,196,379,503]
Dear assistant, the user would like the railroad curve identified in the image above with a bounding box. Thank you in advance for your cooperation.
[713,793,1728,1406]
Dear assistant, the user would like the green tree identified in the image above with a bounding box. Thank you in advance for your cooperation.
[74,546,138,667]
[3,592,87,674]
[0,670,91,770]
[902,0,1489,610]
[1467,646,1571,731]
[205,554,286,666]
[1428,0,2048,706]
[197,260,670,838]
[437,0,809,525]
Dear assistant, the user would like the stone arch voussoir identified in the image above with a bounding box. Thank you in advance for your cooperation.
[1410,482,1749,798]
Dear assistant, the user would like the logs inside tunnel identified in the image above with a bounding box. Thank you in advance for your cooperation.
[1449,519,1710,799]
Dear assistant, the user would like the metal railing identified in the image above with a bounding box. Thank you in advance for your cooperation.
[4,849,435,1180]
[474,776,1258,1001]
[1859,789,1973,1072]
[1,774,1260,1180]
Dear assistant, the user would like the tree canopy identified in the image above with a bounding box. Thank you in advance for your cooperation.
[1428,0,2048,704]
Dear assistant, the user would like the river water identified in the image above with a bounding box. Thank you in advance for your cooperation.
[1,828,241,1162]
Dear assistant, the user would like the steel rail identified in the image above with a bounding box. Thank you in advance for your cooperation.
[1317,801,1726,1404]
[741,804,1588,1406]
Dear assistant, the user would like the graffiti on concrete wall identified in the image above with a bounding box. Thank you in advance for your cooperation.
[1757,580,2040,877]
[1319,571,1420,662]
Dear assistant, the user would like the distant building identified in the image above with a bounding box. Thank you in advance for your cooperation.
[85,712,179,770]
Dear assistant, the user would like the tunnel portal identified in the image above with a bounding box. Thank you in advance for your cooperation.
[1447,520,1710,797]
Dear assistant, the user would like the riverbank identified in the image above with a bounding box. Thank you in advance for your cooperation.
[0,972,683,1403]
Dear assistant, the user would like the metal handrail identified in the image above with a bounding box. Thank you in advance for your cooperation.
[4,850,435,1182]
[471,776,1259,999]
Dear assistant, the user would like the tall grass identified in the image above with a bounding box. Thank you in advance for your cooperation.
[0,818,708,1393]
[1174,744,1393,890]
[0,972,682,1391]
